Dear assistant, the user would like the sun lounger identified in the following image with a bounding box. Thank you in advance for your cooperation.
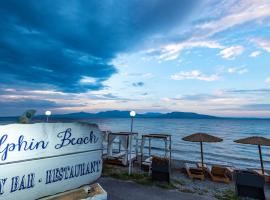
[105,152,127,166]
[102,148,108,156]
[235,170,266,200]
[126,153,137,164]
[196,162,208,170]
[142,156,152,166]
[251,169,270,183]
[142,156,152,169]
[107,151,126,159]
[141,156,153,173]
[152,156,170,183]
[207,165,232,183]
[108,152,137,166]
[184,163,204,180]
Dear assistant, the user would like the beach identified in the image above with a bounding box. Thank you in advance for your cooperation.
[101,163,270,199]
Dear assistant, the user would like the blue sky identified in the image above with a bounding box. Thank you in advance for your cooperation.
[1,0,270,117]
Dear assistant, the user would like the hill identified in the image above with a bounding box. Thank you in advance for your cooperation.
[39,110,219,119]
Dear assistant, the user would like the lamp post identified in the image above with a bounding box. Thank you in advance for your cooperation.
[129,110,136,174]
[130,110,136,133]
[45,110,51,122]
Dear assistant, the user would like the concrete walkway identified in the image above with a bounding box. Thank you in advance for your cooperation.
[98,177,214,200]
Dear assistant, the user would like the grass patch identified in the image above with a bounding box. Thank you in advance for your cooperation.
[214,189,240,200]
[134,177,153,185]
[192,187,209,195]
[102,164,119,177]
[179,188,195,193]
[102,164,177,189]
[171,178,186,186]
[156,182,177,189]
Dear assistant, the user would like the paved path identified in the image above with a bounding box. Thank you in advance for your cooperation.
[98,177,214,200]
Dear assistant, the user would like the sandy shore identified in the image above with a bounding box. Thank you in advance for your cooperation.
[101,163,270,199]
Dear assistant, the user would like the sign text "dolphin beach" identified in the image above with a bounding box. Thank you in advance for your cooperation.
[0,128,99,162]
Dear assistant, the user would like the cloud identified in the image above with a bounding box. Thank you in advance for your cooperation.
[175,94,219,101]
[240,103,270,111]
[142,73,154,78]
[227,89,270,94]
[0,0,197,93]
[132,82,144,87]
[249,51,261,57]
[80,76,98,85]
[227,67,248,74]
[251,38,270,52]
[121,72,154,79]
[0,98,84,116]
[142,0,270,62]
[135,0,270,63]
[218,46,245,60]
[265,76,270,83]
[0,99,81,108]
[171,70,220,81]
[147,40,245,62]
[195,0,270,37]
[146,40,223,61]
[89,92,130,101]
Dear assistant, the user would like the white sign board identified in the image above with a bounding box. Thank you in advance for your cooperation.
[0,122,103,200]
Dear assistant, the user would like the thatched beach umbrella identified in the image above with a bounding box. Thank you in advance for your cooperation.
[182,133,223,168]
[234,136,270,175]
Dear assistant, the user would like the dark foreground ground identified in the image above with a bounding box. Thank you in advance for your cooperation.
[98,177,214,200]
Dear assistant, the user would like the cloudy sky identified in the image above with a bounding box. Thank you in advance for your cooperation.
[1,0,270,117]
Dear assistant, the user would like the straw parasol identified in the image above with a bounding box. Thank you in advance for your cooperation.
[182,133,223,168]
[234,136,270,174]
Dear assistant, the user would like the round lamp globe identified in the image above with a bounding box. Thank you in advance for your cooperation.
[130,111,136,117]
[45,110,52,116]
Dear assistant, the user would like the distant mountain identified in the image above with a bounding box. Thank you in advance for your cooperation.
[1,110,270,120]
[158,112,218,119]
[36,110,220,119]
[59,111,95,118]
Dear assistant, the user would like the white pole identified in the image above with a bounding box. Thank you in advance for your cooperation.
[129,111,136,175]
[45,111,51,123]
[129,117,133,175]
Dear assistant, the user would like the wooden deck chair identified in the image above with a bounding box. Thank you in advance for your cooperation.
[184,163,204,180]
[208,165,232,183]
[141,156,153,174]
[252,169,270,183]
[105,152,126,166]
[235,170,266,200]
[197,162,208,170]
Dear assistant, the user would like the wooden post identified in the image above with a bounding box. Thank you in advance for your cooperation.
[258,145,264,174]
[149,138,151,156]
[200,141,204,170]
[130,117,134,133]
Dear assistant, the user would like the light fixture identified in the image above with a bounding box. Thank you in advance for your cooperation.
[45,111,52,116]
[129,110,136,175]
[45,110,52,122]
[130,110,136,117]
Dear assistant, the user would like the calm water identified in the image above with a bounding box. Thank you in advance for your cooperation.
[1,118,270,169]
[88,118,270,169]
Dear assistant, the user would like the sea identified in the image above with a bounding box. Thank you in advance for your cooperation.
[1,117,270,169]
